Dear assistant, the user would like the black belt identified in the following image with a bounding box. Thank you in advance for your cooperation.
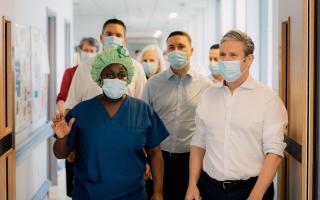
[162,151,190,159]
[202,171,257,191]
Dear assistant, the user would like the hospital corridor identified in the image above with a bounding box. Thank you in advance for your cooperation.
[0,0,319,199]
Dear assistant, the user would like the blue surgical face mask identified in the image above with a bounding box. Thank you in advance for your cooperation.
[208,61,220,76]
[168,51,187,69]
[142,62,158,77]
[218,60,242,82]
[80,51,96,62]
[102,79,128,99]
[103,36,123,49]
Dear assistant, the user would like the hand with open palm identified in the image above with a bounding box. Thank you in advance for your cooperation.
[51,112,75,139]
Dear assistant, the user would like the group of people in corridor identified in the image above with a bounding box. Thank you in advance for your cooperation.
[51,18,288,200]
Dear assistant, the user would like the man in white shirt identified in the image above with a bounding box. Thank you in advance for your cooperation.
[185,30,287,200]
[64,19,146,110]
[208,44,223,87]
[143,31,212,200]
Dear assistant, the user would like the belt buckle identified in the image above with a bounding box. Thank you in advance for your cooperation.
[222,181,232,190]
[169,152,177,158]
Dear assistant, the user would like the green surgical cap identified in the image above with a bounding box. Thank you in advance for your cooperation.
[91,45,134,86]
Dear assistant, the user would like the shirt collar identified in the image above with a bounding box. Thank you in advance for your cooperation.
[240,75,256,90]
[166,67,194,80]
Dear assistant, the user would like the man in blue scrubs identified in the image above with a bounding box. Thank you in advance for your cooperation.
[52,46,168,200]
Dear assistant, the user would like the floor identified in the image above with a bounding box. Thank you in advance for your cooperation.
[45,169,71,200]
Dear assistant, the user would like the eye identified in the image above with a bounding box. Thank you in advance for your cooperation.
[118,71,127,79]
[177,44,185,50]
[105,72,115,79]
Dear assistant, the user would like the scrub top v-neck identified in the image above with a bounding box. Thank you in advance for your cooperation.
[65,95,169,200]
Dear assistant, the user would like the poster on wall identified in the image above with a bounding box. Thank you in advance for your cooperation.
[14,24,32,132]
[30,27,50,124]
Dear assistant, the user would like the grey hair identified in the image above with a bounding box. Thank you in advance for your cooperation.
[79,37,100,52]
[139,44,166,72]
[220,29,254,56]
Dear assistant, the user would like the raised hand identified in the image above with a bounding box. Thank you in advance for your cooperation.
[51,112,75,139]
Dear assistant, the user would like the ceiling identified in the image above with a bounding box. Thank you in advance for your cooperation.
[73,0,209,39]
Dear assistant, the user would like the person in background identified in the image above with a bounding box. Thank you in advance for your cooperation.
[185,29,287,200]
[142,31,212,200]
[140,44,165,79]
[56,37,99,115]
[208,43,223,86]
[64,18,147,112]
[56,37,99,198]
[52,46,168,200]
[134,49,141,60]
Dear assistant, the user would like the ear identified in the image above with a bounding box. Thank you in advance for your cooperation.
[246,54,254,66]
[100,34,104,43]
[190,47,194,56]
[123,37,127,45]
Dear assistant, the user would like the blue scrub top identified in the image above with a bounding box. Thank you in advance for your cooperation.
[65,95,169,200]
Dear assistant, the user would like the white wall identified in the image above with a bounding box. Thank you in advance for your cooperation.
[1,0,73,199]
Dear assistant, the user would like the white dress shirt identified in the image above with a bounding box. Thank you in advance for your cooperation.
[64,56,147,109]
[191,75,287,181]
[142,68,213,153]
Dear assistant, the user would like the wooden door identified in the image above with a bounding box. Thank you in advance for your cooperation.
[278,0,315,199]
[0,16,15,200]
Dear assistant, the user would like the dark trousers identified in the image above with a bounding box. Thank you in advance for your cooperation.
[198,172,274,200]
[162,151,190,200]
[146,178,153,200]
[65,160,74,197]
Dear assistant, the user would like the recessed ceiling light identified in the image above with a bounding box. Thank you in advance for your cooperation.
[153,30,162,38]
[169,12,178,19]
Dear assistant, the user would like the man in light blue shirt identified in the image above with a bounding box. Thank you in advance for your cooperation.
[142,31,212,200]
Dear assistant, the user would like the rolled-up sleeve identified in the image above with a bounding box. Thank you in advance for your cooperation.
[191,101,206,149]
[262,96,288,157]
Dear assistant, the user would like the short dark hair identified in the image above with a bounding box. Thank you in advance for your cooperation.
[221,29,254,56]
[79,37,100,52]
[102,18,127,34]
[166,31,192,45]
[210,44,219,50]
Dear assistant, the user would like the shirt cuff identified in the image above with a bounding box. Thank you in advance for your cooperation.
[263,142,287,157]
[191,134,206,149]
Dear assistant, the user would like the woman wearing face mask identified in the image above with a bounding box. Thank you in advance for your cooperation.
[52,46,168,200]
[139,45,166,79]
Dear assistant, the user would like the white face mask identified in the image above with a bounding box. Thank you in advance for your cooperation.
[142,62,158,77]
[102,79,128,99]
[218,60,241,82]
[103,36,123,49]
[80,51,96,61]
[208,61,220,76]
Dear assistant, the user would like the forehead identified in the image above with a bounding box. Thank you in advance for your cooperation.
[102,63,126,73]
[209,48,219,56]
[103,23,125,34]
[167,35,190,46]
[220,40,245,53]
[142,49,157,58]
[82,42,95,48]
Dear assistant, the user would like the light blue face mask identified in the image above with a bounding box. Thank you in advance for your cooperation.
[168,51,187,69]
[142,62,158,77]
[80,52,96,62]
[102,78,128,99]
[208,62,220,76]
[103,36,123,49]
[218,60,242,82]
